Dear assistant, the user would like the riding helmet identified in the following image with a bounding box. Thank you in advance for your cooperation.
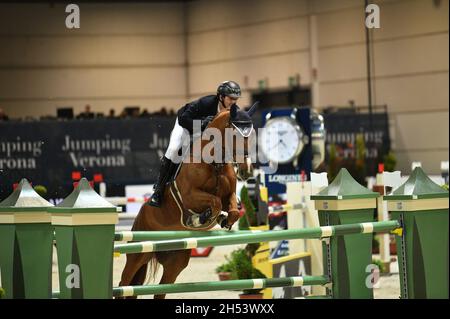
[217,81,241,99]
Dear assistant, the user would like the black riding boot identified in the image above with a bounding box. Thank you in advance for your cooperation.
[149,156,176,207]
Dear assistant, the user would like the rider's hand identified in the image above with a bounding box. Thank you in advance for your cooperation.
[201,115,215,130]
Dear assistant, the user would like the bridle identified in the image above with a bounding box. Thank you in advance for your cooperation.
[191,110,254,195]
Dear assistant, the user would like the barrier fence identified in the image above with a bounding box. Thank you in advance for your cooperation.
[115,229,260,241]
[0,167,447,299]
[114,221,400,254]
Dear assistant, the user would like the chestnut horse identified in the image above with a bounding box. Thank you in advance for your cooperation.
[118,104,256,299]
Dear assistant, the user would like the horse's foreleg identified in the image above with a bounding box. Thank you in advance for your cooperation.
[184,189,222,215]
[154,250,191,299]
[226,192,240,228]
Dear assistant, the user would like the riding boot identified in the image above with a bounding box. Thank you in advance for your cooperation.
[149,156,176,207]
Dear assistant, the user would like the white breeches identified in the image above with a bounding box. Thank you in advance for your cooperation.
[165,118,190,162]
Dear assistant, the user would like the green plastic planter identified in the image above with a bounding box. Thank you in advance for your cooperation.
[311,168,380,299]
[49,178,119,299]
[0,179,54,298]
[385,167,448,299]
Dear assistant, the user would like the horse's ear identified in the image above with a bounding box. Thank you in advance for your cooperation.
[230,104,238,119]
[247,101,259,117]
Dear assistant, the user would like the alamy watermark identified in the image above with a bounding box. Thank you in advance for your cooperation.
[169,120,279,174]
[65,4,80,29]
[65,4,380,30]
[365,263,381,289]
[65,264,80,289]
[65,4,379,30]
[366,4,380,29]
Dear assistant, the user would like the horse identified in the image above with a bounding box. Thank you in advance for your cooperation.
[118,103,257,299]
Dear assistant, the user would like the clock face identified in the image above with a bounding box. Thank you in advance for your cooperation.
[259,117,304,164]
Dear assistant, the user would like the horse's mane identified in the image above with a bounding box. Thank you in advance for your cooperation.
[212,109,230,125]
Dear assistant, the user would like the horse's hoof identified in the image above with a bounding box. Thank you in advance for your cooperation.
[220,219,231,230]
[219,219,232,230]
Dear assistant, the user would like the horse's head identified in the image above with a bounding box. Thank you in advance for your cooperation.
[207,102,258,180]
[229,102,257,157]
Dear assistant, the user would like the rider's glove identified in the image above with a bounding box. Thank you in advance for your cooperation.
[201,115,215,130]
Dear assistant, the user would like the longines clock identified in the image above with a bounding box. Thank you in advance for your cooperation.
[259,110,309,165]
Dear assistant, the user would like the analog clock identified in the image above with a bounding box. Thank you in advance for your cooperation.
[259,115,308,164]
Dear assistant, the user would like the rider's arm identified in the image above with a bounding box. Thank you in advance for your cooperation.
[178,101,202,134]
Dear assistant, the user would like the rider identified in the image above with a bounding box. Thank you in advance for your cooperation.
[149,80,242,207]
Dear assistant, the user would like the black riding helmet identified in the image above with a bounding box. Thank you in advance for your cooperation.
[217,81,241,99]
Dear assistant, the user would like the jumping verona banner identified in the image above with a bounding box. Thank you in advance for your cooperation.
[0,117,175,200]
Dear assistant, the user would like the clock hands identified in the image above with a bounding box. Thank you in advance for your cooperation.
[267,139,288,156]
[261,115,304,164]
[268,142,279,151]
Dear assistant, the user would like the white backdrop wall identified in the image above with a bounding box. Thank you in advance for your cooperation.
[0,0,448,174]
[0,3,187,117]
[186,0,448,174]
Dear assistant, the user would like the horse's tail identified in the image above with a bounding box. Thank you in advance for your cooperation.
[131,204,161,284]
[145,252,160,284]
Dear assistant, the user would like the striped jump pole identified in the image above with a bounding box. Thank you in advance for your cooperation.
[268,203,306,214]
[112,276,330,297]
[106,197,149,206]
[115,229,261,241]
[114,220,400,254]
[117,212,139,220]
